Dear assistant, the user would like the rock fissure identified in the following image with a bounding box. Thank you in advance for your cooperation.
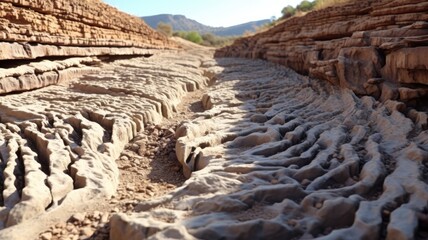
[0,0,427,239]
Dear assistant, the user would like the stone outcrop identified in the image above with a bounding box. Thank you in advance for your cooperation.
[216,0,428,106]
[0,0,204,230]
[0,47,214,232]
[0,0,176,94]
[110,56,428,240]
[0,0,175,60]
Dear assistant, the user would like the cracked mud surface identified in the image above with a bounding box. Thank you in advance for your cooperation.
[1,40,428,240]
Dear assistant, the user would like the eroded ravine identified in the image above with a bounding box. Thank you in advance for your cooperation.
[0,42,427,240]
[0,44,216,239]
[110,57,428,240]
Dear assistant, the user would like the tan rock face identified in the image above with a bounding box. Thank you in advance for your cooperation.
[0,49,214,231]
[0,0,176,61]
[0,0,175,94]
[110,56,428,240]
[216,0,428,104]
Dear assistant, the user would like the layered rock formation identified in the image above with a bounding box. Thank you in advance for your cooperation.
[216,0,428,107]
[110,57,428,240]
[0,0,173,58]
[0,0,176,94]
[0,0,202,231]
[0,49,214,231]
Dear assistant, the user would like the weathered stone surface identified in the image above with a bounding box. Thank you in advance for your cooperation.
[0,0,175,94]
[216,0,428,104]
[0,57,100,94]
[110,57,428,240]
[0,47,214,230]
[0,0,175,61]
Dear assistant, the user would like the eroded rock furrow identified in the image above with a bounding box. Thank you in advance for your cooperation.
[216,0,428,106]
[111,57,428,240]
[0,48,214,235]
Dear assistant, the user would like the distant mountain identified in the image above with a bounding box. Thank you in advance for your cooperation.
[141,14,271,36]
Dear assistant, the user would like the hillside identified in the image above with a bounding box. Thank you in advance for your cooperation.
[142,14,270,36]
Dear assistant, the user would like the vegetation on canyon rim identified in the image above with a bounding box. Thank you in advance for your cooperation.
[282,0,353,19]
[157,21,237,47]
[156,0,355,46]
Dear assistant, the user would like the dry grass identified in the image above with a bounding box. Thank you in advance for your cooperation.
[314,0,354,10]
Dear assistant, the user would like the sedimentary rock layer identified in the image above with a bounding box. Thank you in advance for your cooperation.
[0,49,213,230]
[110,57,428,240]
[0,57,101,94]
[0,0,175,61]
[216,0,428,105]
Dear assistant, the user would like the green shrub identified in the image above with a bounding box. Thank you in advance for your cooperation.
[297,0,315,12]
[281,5,296,18]
[281,0,354,19]
[185,31,203,44]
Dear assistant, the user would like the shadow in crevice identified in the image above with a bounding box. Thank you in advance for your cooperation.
[171,56,428,239]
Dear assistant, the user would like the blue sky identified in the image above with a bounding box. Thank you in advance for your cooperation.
[103,0,303,27]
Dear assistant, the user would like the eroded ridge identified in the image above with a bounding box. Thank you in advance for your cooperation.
[0,50,213,229]
[0,0,175,61]
[216,0,428,105]
[111,58,428,239]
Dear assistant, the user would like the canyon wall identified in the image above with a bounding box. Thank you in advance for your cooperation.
[216,0,428,106]
[0,0,189,230]
[0,0,175,94]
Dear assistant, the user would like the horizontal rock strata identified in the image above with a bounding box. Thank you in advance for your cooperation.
[0,0,175,58]
[0,57,101,94]
[216,0,428,106]
[0,0,174,94]
[110,57,428,240]
[0,49,214,230]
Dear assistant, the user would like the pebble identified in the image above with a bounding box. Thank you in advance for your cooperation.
[40,232,53,240]
[315,202,323,209]
[71,228,79,235]
[119,164,131,170]
[301,179,311,186]
[80,227,94,237]
[130,144,139,152]
[52,228,62,235]
[83,219,92,226]
[94,211,101,220]
[55,222,66,229]
[101,212,110,223]
[165,128,175,136]
[71,212,86,222]
[126,184,135,191]
[66,223,75,231]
